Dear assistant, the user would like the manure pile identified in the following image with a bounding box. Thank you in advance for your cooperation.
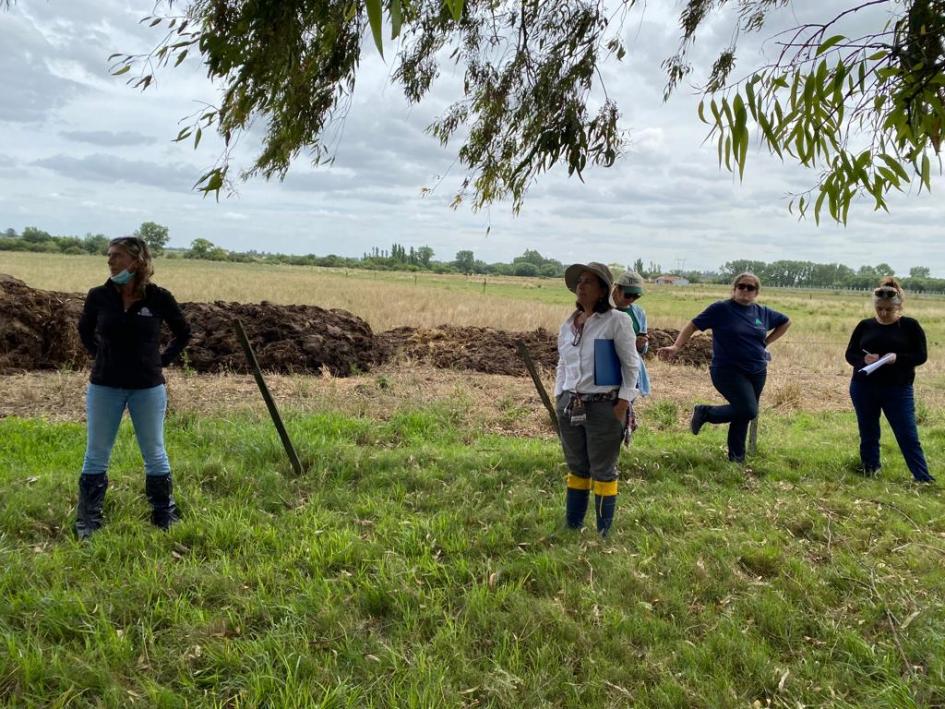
[0,276,712,376]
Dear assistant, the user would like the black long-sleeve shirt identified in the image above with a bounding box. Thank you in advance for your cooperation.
[844,316,927,386]
[78,280,191,389]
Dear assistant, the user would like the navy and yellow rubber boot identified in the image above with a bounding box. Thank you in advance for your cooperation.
[565,474,592,528]
[593,480,618,537]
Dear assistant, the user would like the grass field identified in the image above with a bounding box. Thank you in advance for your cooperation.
[2,404,945,706]
[2,252,945,706]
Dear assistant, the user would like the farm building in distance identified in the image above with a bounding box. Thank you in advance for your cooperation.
[654,274,690,286]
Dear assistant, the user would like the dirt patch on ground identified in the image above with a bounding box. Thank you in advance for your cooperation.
[0,276,712,376]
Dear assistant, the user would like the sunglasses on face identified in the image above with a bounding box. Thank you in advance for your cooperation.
[874,287,898,298]
[735,283,757,292]
[622,289,640,298]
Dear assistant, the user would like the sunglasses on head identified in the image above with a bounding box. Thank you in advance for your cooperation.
[735,283,757,292]
[874,287,898,298]
[110,236,144,246]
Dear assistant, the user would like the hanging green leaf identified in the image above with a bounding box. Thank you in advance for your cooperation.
[445,0,464,21]
[390,0,403,39]
[366,0,384,58]
[815,35,845,56]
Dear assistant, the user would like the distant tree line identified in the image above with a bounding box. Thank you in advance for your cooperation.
[3,224,943,290]
[717,260,945,293]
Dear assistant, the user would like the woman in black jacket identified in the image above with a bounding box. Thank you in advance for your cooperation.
[75,236,191,539]
[845,277,934,482]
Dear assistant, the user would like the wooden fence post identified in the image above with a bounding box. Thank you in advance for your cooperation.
[515,340,558,433]
[233,318,303,475]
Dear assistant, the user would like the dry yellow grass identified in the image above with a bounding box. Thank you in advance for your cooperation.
[3,251,945,419]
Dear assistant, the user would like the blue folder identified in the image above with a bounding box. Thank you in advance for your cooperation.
[593,339,622,386]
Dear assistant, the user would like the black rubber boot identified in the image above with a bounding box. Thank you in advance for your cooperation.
[145,474,180,530]
[74,473,108,540]
[595,494,617,537]
[565,487,590,529]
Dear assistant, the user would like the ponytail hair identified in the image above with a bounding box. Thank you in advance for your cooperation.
[879,275,902,290]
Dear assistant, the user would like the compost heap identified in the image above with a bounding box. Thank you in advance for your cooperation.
[0,276,713,376]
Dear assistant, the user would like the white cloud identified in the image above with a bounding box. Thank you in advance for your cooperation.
[0,0,942,276]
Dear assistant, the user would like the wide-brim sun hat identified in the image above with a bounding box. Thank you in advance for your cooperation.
[564,262,614,293]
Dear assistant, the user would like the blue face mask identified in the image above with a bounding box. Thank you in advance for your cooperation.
[110,269,134,285]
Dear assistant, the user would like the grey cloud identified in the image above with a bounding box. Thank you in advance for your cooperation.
[32,153,199,192]
[0,16,86,122]
[61,130,154,147]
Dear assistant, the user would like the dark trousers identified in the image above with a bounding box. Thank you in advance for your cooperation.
[706,366,766,461]
[849,380,931,481]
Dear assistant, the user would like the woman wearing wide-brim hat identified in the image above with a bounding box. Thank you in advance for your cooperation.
[554,262,639,536]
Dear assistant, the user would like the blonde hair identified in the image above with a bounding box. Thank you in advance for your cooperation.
[110,236,154,295]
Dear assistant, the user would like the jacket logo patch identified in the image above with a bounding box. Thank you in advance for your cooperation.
[138,307,154,317]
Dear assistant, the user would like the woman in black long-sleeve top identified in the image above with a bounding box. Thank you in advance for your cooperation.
[844,277,933,482]
[75,236,191,539]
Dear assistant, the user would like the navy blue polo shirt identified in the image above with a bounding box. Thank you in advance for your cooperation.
[692,299,789,373]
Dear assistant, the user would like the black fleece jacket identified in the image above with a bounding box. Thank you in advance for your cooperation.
[78,280,191,389]
[844,316,927,386]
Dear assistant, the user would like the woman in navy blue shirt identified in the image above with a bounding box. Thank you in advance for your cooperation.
[844,278,933,482]
[658,272,790,462]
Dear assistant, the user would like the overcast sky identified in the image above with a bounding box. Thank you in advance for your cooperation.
[2,1,943,275]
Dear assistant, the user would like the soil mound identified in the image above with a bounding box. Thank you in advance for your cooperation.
[646,328,713,367]
[0,275,86,373]
[0,277,375,376]
[180,301,376,376]
[376,326,712,374]
[377,326,559,376]
[0,277,713,376]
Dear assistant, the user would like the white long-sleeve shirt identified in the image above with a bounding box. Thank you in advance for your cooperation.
[554,309,640,402]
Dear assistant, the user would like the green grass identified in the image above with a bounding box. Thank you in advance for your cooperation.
[2,405,945,706]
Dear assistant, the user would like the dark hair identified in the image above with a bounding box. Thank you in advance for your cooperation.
[109,236,154,296]
[574,274,613,314]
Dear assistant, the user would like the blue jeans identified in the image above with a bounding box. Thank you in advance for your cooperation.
[849,380,931,481]
[706,366,766,461]
[81,384,171,477]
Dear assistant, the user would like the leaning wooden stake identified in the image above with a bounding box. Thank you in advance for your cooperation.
[233,318,303,475]
[515,340,558,433]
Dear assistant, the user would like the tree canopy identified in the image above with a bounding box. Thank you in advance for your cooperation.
[107,0,943,221]
[135,221,170,255]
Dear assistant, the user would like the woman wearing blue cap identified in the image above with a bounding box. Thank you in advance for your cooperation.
[612,270,650,397]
